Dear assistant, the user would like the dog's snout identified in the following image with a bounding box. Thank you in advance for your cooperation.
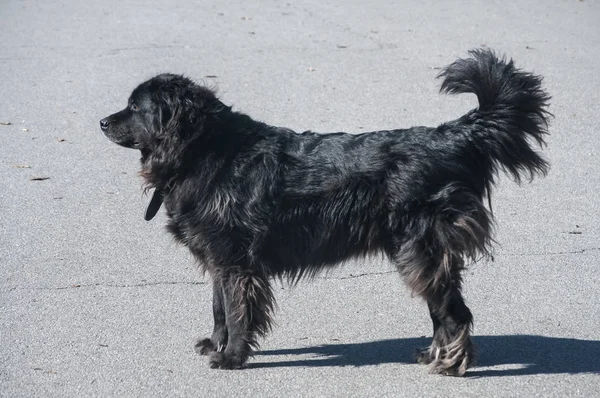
[100,118,110,131]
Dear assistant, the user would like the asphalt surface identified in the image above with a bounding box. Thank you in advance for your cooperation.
[1,0,599,397]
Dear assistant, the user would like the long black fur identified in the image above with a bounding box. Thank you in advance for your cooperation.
[100,49,550,375]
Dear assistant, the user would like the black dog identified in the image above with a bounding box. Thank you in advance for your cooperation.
[100,49,550,375]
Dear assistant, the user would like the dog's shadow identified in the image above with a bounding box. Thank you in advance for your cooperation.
[253,335,600,377]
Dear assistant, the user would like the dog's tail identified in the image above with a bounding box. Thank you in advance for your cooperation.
[439,49,551,182]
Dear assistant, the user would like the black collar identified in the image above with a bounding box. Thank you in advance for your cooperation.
[144,189,164,221]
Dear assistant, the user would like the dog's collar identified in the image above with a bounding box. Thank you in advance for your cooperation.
[145,189,164,221]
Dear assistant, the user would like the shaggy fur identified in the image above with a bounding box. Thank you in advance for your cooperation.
[100,49,550,375]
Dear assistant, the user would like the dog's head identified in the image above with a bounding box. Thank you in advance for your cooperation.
[100,74,223,184]
[100,73,220,151]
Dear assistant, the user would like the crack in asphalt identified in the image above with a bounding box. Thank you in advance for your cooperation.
[503,247,600,257]
[12,281,206,291]
[8,247,598,291]
[319,270,397,280]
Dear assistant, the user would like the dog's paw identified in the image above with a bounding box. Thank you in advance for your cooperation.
[426,345,474,377]
[194,338,225,356]
[415,347,434,365]
[429,356,469,377]
[208,351,246,370]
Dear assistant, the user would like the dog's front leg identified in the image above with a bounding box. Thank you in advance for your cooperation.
[195,277,228,355]
[208,268,275,369]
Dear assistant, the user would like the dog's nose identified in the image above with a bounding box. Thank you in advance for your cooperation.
[100,118,110,131]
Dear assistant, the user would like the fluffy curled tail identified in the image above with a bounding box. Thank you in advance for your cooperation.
[439,49,551,182]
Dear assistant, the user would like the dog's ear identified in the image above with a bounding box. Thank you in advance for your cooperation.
[156,91,183,138]
[151,75,218,140]
[151,80,182,135]
[141,75,222,189]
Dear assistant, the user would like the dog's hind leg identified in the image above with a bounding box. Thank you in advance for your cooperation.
[415,301,442,365]
[208,268,275,369]
[421,255,474,376]
[399,246,474,376]
[396,197,491,376]
[195,279,228,355]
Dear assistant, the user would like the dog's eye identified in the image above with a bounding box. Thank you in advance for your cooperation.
[131,104,140,112]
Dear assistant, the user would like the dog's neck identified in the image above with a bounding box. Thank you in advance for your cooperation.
[139,104,256,221]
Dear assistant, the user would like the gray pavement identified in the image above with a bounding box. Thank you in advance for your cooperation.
[1,0,599,397]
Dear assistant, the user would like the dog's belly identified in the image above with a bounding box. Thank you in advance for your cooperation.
[261,235,382,275]
[258,207,387,276]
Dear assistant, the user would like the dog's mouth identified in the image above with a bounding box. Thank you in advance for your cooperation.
[117,139,136,149]
[110,135,139,149]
